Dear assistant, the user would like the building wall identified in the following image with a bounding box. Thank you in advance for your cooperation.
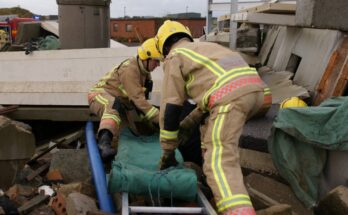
[110,18,205,42]
[110,19,156,42]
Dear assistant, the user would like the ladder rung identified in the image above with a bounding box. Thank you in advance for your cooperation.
[129,206,204,214]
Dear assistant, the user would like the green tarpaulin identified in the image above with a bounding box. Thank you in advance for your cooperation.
[108,129,197,201]
[268,97,348,208]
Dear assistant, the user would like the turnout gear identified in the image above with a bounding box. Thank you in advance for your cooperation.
[88,41,160,154]
[98,129,117,160]
[156,20,193,55]
[137,38,163,61]
[156,35,272,213]
[159,149,178,170]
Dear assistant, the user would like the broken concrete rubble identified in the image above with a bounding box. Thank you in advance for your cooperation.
[49,149,91,184]
[0,116,35,190]
[66,193,98,215]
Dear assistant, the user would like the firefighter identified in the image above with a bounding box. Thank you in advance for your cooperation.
[88,38,162,160]
[156,20,272,215]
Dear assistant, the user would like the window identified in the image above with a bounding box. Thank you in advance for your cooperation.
[125,24,133,32]
[113,23,119,32]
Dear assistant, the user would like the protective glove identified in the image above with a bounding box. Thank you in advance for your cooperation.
[178,127,193,146]
[98,129,117,161]
[158,149,178,170]
[178,107,205,146]
[98,143,117,161]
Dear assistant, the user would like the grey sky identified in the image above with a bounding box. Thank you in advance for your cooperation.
[0,0,231,17]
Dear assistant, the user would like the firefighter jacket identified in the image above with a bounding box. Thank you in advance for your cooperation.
[159,39,269,150]
[90,56,159,123]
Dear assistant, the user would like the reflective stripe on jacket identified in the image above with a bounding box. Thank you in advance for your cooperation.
[159,39,268,148]
[90,56,159,122]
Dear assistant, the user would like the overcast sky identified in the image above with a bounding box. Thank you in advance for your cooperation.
[0,0,232,17]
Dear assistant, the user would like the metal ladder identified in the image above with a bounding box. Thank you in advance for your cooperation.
[121,188,217,214]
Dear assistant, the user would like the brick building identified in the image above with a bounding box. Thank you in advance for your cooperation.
[110,18,205,43]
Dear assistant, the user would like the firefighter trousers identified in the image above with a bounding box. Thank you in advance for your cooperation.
[201,91,269,213]
[88,91,121,147]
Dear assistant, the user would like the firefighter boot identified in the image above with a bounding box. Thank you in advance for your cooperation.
[98,129,117,161]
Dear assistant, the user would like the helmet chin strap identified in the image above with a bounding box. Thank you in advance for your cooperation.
[146,59,150,71]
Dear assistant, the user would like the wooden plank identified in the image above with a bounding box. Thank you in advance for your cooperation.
[313,37,348,105]
[26,163,50,181]
[28,130,84,165]
[17,194,50,214]
[231,12,296,26]
[241,3,296,14]
[0,105,18,115]
[333,55,348,96]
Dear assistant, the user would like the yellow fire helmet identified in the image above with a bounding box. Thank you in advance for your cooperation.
[156,20,193,55]
[138,38,163,61]
[280,97,308,108]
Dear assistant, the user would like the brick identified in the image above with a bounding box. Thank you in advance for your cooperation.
[46,169,64,183]
[50,192,67,215]
[316,185,348,215]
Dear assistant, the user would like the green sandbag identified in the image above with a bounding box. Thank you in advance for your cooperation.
[268,96,348,208]
[108,129,197,201]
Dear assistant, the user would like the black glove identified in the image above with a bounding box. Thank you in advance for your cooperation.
[178,127,193,146]
[98,129,116,161]
[159,150,178,170]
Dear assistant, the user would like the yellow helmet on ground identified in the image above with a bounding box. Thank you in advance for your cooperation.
[280,97,308,108]
[156,20,193,55]
[138,38,163,61]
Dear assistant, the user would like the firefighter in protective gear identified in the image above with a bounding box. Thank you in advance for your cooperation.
[156,20,272,215]
[88,38,162,160]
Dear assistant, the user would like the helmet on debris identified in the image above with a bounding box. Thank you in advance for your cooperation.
[155,20,193,55]
[138,38,163,61]
[280,97,308,108]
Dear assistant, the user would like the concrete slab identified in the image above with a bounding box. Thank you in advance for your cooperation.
[296,0,348,31]
[266,27,342,92]
[0,47,163,106]
[49,149,91,183]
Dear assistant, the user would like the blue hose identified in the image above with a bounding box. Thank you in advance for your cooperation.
[85,121,116,213]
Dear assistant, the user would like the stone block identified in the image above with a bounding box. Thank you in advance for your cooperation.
[66,193,98,215]
[0,116,35,190]
[49,149,91,183]
[295,0,348,31]
[240,105,279,152]
[316,185,348,215]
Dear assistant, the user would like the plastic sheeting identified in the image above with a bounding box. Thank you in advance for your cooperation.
[268,97,348,208]
[108,130,197,201]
